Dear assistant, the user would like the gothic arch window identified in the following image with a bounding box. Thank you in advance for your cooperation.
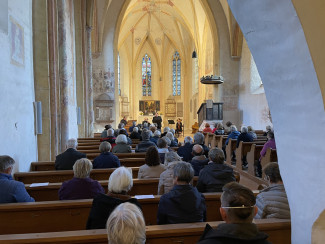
[172,51,181,96]
[142,54,152,96]
[118,53,121,96]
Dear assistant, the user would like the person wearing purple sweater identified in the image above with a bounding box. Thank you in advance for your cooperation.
[59,158,105,200]
[255,131,276,177]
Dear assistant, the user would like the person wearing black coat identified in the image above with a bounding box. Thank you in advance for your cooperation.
[55,139,86,170]
[196,148,235,193]
[189,144,209,176]
[177,136,193,162]
[236,126,254,169]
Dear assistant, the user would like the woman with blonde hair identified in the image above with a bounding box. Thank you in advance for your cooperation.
[86,166,141,229]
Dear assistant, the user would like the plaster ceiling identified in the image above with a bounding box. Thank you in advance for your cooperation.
[117,0,213,61]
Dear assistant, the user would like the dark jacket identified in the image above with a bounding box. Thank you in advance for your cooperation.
[236,132,254,147]
[55,148,86,170]
[177,143,193,162]
[189,157,209,176]
[150,136,160,145]
[152,116,162,129]
[226,131,240,145]
[157,184,206,225]
[58,177,105,200]
[135,140,157,152]
[196,163,236,193]
[197,223,271,244]
[130,132,141,140]
[92,152,120,169]
[86,193,141,229]
[190,144,209,158]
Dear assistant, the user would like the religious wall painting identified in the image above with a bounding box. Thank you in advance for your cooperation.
[10,16,24,67]
[93,67,115,94]
[139,100,160,115]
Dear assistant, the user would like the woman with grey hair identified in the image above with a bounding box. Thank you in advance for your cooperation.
[130,126,141,140]
[86,167,141,229]
[112,135,132,153]
[166,132,178,147]
[107,202,146,244]
[59,158,105,200]
[161,127,170,138]
[158,151,183,195]
[93,141,120,169]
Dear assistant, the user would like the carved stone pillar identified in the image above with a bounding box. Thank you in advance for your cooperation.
[86,26,94,137]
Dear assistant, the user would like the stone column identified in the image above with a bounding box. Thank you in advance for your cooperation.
[57,0,75,152]
[86,26,94,137]
[47,0,59,159]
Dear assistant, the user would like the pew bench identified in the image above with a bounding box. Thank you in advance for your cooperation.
[0,219,291,244]
[235,141,265,170]
[247,144,264,176]
[261,148,278,178]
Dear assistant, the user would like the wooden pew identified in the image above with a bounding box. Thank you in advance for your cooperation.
[225,139,237,165]
[0,219,291,244]
[204,133,214,148]
[25,178,173,201]
[247,144,264,176]
[30,157,146,171]
[0,192,256,235]
[235,141,265,170]
[261,148,278,178]
[217,135,227,149]
[15,167,140,184]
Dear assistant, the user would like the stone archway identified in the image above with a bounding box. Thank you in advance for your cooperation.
[228,0,325,243]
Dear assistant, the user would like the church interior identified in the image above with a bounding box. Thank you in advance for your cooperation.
[0,0,325,243]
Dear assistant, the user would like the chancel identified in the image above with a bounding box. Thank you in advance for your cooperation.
[1,0,325,243]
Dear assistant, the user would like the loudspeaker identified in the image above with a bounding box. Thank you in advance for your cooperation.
[34,101,42,134]
[77,107,81,125]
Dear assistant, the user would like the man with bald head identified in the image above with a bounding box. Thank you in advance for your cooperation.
[189,144,209,176]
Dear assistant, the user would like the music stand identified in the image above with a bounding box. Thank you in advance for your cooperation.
[168,120,175,126]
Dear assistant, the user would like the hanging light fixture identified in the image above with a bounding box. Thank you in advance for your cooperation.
[192,7,197,59]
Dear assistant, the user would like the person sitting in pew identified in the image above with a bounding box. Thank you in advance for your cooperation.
[150,130,161,145]
[166,132,178,147]
[255,131,276,177]
[263,125,272,136]
[55,138,86,170]
[203,123,213,133]
[135,130,157,153]
[100,129,116,149]
[101,124,112,138]
[236,126,254,169]
[158,152,183,195]
[157,162,206,225]
[189,144,209,176]
[86,166,141,229]
[255,163,290,219]
[196,148,236,193]
[59,158,104,200]
[157,138,170,163]
[247,125,257,139]
[118,129,132,145]
[138,146,166,179]
[0,155,35,203]
[197,182,271,244]
[107,202,146,244]
[130,127,141,140]
[93,142,120,169]
[223,125,240,161]
[112,135,132,153]
[177,136,194,162]
[213,122,225,135]
[191,132,209,158]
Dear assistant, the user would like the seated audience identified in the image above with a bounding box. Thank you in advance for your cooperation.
[93,141,120,169]
[166,132,178,147]
[149,125,157,135]
[158,152,183,195]
[101,128,116,148]
[225,121,233,134]
[115,123,125,137]
[130,127,141,140]
[55,138,86,170]
[128,121,137,133]
[247,125,257,139]
[59,158,104,200]
[189,144,209,176]
[135,130,157,152]
[177,136,194,162]
[203,123,213,133]
[191,132,209,158]
[213,122,225,135]
[236,126,254,169]
[157,162,206,224]
[0,155,35,203]
[101,124,111,138]
[198,182,270,244]
[112,135,132,153]
[256,131,276,177]
[161,127,170,138]
[86,167,140,229]
[138,146,166,179]
[106,202,146,244]
[255,163,290,219]
[157,138,169,162]
[169,129,178,143]
[150,130,161,145]
[119,129,132,145]
[142,118,150,127]
[196,148,236,193]
[223,125,240,160]
[263,125,272,136]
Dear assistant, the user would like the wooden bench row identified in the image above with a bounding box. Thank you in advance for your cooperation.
[0,219,291,244]
[0,192,240,234]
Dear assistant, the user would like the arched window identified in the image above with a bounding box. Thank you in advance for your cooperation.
[172,51,181,96]
[142,54,152,96]
[118,53,121,96]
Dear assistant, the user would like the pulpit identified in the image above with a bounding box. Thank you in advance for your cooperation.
[197,102,223,126]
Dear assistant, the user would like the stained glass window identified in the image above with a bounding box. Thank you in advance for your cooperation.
[142,54,152,96]
[172,51,181,96]
[118,53,121,96]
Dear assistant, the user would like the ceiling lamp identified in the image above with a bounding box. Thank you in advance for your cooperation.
[192,50,197,58]
[200,75,224,85]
